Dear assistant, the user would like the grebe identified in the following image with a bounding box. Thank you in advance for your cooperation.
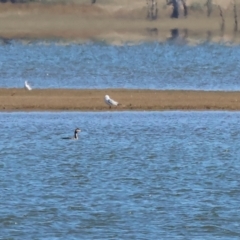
[62,128,81,140]
[104,95,119,108]
[24,81,32,91]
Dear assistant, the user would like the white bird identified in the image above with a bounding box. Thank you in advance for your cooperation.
[24,81,32,91]
[104,95,119,108]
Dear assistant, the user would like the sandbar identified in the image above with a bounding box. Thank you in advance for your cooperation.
[1,89,240,111]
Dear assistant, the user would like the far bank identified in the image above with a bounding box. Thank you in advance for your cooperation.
[0,2,240,44]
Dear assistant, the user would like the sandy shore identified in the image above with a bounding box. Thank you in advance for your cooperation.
[0,2,240,44]
[1,89,240,111]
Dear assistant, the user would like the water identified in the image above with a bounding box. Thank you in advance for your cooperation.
[1,111,240,239]
[1,39,240,239]
[0,41,240,90]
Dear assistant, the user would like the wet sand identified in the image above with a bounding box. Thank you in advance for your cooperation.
[1,89,240,111]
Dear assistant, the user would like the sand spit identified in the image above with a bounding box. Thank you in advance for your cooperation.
[1,89,240,111]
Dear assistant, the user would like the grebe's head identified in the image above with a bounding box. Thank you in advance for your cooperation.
[75,128,81,133]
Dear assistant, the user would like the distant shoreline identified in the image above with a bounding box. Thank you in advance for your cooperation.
[1,89,240,111]
[0,2,240,44]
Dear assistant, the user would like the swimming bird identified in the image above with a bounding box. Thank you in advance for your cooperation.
[104,95,119,108]
[62,128,81,140]
[24,81,32,91]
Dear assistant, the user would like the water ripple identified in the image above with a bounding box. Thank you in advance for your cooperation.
[0,112,240,239]
[0,42,240,90]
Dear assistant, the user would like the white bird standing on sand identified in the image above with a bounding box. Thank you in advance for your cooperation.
[104,95,119,108]
[24,81,32,91]
[62,128,81,140]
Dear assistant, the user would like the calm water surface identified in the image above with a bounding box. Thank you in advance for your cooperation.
[0,41,240,90]
[0,112,240,239]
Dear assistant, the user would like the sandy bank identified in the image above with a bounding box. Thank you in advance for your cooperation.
[1,89,240,111]
[0,2,240,44]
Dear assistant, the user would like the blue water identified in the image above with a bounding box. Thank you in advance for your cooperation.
[1,112,240,239]
[1,40,240,239]
[1,41,240,90]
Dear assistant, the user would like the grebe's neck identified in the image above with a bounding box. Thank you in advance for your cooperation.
[74,130,79,139]
[72,128,80,139]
